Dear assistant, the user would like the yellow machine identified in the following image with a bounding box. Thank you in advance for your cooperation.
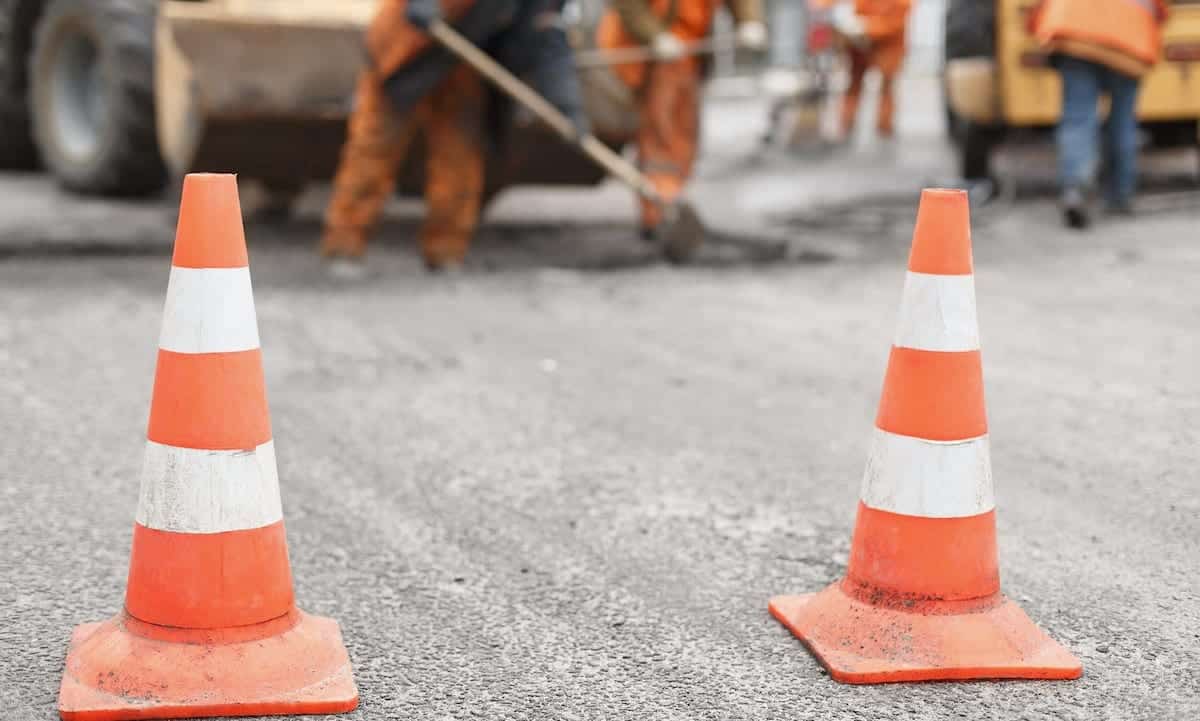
[0,0,637,205]
[944,0,1200,179]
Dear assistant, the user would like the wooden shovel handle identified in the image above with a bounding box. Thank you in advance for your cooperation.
[427,19,662,202]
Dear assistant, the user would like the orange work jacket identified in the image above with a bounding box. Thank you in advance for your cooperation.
[1030,0,1169,77]
[598,0,760,87]
[854,0,913,42]
[366,0,477,79]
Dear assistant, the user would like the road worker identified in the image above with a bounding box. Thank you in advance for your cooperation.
[597,0,768,240]
[1029,0,1169,228]
[831,0,912,140]
[321,0,587,272]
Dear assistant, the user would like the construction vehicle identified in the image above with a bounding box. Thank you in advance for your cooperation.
[944,0,1200,180]
[0,0,638,206]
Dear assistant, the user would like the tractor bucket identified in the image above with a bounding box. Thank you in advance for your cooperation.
[156,0,636,199]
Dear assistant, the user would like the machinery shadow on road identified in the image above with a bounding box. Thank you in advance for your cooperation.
[349,218,838,272]
[0,211,835,270]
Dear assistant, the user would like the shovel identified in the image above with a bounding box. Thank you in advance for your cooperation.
[572,37,725,68]
[425,18,705,263]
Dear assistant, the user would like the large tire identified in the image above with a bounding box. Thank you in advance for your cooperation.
[29,0,165,195]
[0,0,40,169]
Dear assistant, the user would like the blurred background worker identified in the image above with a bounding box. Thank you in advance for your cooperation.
[831,0,912,141]
[597,0,768,241]
[321,0,588,272]
[1029,0,1170,229]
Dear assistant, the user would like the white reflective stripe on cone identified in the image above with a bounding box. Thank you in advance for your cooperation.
[159,266,260,354]
[860,428,994,518]
[137,440,283,534]
[893,272,980,352]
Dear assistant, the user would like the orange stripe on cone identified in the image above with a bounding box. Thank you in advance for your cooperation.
[845,502,999,603]
[147,349,272,451]
[875,347,986,441]
[769,189,1081,683]
[59,174,357,720]
[125,521,295,629]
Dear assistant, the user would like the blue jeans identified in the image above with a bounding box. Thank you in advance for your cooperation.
[1056,55,1142,206]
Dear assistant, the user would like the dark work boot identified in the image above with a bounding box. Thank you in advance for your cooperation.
[1061,186,1091,230]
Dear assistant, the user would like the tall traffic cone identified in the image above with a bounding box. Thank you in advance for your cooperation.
[58,174,359,719]
[769,189,1083,683]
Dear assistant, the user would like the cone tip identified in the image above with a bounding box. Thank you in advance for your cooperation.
[184,171,238,182]
[173,173,248,269]
[908,188,972,276]
[920,187,968,201]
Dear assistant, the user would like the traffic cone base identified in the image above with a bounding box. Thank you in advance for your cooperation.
[59,610,357,721]
[768,189,1082,684]
[769,585,1083,683]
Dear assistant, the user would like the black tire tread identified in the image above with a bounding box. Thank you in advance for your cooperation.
[0,0,40,169]
[31,0,165,195]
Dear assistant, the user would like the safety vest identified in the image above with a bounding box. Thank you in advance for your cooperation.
[1031,0,1167,77]
[630,0,721,41]
[597,0,718,89]
[667,0,723,41]
[366,0,480,80]
[853,0,913,42]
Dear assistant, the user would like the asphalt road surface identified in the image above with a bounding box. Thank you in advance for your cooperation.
[1,92,1199,718]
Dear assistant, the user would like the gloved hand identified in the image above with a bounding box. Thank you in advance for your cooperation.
[652,32,687,61]
[831,2,869,48]
[736,21,768,51]
[405,0,440,30]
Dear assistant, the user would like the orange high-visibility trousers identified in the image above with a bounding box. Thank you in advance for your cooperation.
[635,57,702,230]
[597,7,707,232]
[841,36,906,138]
[322,65,485,266]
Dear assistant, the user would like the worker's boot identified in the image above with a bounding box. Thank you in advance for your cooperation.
[638,172,685,245]
[1060,186,1092,230]
[419,222,470,273]
[319,226,368,279]
[421,245,467,273]
[419,185,476,272]
[639,200,662,244]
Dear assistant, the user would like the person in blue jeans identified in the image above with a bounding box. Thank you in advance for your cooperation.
[1056,56,1142,227]
[1029,0,1169,229]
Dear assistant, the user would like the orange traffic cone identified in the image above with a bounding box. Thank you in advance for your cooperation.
[769,189,1083,683]
[58,174,359,719]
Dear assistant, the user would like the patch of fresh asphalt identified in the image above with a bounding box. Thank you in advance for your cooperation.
[1,185,1198,720]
